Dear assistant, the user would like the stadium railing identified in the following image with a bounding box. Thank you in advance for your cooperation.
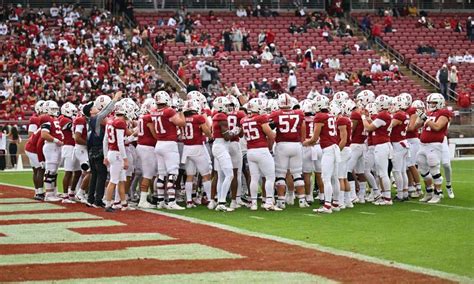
[350,0,474,11]
[5,0,105,9]
[131,0,325,10]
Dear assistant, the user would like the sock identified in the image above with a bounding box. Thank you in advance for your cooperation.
[397,190,403,199]
[408,185,415,193]
[38,188,44,194]
[114,187,120,203]
[443,163,452,185]
[202,180,211,199]
[318,192,324,200]
[338,190,344,204]
[349,181,356,198]
[435,189,443,195]
[306,194,313,201]
[344,191,351,203]
[359,182,366,198]
[415,183,422,191]
[185,181,193,202]
[277,197,285,207]
[105,200,112,207]
[139,191,148,203]
[426,187,433,195]
[403,191,409,198]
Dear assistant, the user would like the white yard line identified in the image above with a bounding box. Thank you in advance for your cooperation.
[249,216,264,220]
[406,201,474,211]
[359,212,376,215]
[410,209,431,213]
[2,182,472,283]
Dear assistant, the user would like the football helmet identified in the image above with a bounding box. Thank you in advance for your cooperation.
[247,98,266,114]
[277,93,293,109]
[374,95,392,111]
[426,93,445,112]
[182,99,200,113]
[399,92,413,106]
[140,97,157,114]
[329,101,342,116]
[366,102,378,116]
[340,99,356,116]
[35,100,46,114]
[61,102,78,118]
[154,91,171,106]
[411,100,425,110]
[212,96,231,113]
[44,100,60,116]
[356,90,375,108]
[332,91,349,106]
[313,95,330,112]
[300,99,315,114]
[94,95,112,111]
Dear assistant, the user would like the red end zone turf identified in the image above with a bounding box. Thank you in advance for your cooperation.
[0,184,451,283]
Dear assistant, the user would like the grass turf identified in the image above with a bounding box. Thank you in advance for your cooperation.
[0,160,473,277]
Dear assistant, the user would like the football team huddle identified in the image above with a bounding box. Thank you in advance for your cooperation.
[24,89,453,214]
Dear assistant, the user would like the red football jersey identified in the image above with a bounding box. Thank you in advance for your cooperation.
[182,114,206,145]
[212,112,228,139]
[228,110,246,142]
[28,114,40,133]
[420,109,451,143]
[59,116,75,146]
[25,129,41,153]
[336,116,352,147]
[73,115,88,142]
[313,112,338,149]
[350,110,367,144]
[372,111,391,145]
[270,109,305,143]
[106,118,127,151]
[40,114,64,140]
[304,115,314,139]
[241,114,269,149]
[405,107,419,139]
[390,111,409,143]
[367,114,376,146]
[138,114,157,147]
[153,107,178,141]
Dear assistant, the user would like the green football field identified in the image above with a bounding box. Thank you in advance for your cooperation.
[1,160,473,278]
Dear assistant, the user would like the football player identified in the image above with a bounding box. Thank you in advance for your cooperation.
[26,101,46,200]
[270,93,306,208]
[153,91,186,210]
[416,93,451,204]
[304,95,341,214]
[335,100,353,208]
[40,101,64,202]
[362,95,393,205]
[73,104,90,203]
[241,98,281,211]
[406,99,424,198]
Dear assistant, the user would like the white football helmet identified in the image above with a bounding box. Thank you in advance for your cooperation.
[212,96,231,113]
[44,100,60,116]
[187,91,208,109]
[356,90,376,108]
[114,100,127,116]
[426,93,445,112]
[393,95,410,111]
[374,95,392,111]
[61,102,78,118]
[366,102,378,116]
[172,97,184,110]
[266,99,279,113]
[226,94,240,111]
[247,98,266,114]
[94,95,112,111]
[412,100,425,110]
[300,99,315,114]
[140,97,157,114]
[182,99,200,113]
[154,91,171,106]
[35,100,46,114]
[340,99,356,116]
[290,97,299,108]
[313,95,330,112]
[329,101,342,116]
[399,92,412,106]
[332,91,349,106]
[277,93,293,109]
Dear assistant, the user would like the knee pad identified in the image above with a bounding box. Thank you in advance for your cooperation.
[44,171,57,183]
[420,172,432,182]
[293,175,304,187]
[81,162,90,171]
[275,177,286,186]
[167,174,177,188]
[432,173,443,185]
[347,172,354,181]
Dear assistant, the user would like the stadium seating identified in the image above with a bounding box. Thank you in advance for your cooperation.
[136,12,430,101]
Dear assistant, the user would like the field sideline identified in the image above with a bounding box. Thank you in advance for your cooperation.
[0,160,473,279]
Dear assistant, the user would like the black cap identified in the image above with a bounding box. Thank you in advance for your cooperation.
[82,102,94,117]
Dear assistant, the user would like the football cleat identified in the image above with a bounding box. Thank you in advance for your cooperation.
[121,204,136,211]
[75,193,87,203]
[410,191,421,198]
[34,193,45,201]
[285,191,295,205]
[200,196,210,206]
[104,207,115,213]
[250,203,258,211]
[263,203,283,211]
[344,201,354,208]
[374,198,393,206]
[446,187,455,199]
[61,198,76,204]
[419,193,433,202]
[112,203,122,210]
[207,200,217,210]
[299,200,310,208]
[215,204,234,212]
[237,200,250,208]
[157,201,169,209]
[331,203,341,212]
[186,202,196,209]
[230,200,240,209]
[427,194,441,204]
[138,201,156,209]
[313,206,332,214]
[44,195,62,202]
[167,201,185,210]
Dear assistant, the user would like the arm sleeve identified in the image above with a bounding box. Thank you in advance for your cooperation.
[75,124,84,134]
[372,118,386,128]
[28,124,38,133]
[102,134,108,158]
[95,100,116,134]
[116,129,127,159]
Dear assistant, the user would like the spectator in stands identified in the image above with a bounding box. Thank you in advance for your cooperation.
[389,60,399,72]
[260,46,274,62]
[349,71,361,86]
[384,11,393,33]
[416,42,436,55]
[242,29,252,51]
[355,37,371,51]
[279,61,290,74]
[200,62,218,89]
[304,47,316,69]
[248,80,261,93]
[321,81,334,97]
[334,70,348,82]
[222,28,232,52]
[257,30,266,47]
[316,70,330,82]
[449,66,459,97]
[265,29,276,45]
[371,60,382,73]
[467,16,473,41]
[371,23,382,39]
[232,27,243,52]
[314,56,325,69]
[167,15,177,27]
[463,51,473,63]
[248,52,261,65]
[361,14,371,33]
[407,4,417,16]
[0,126,6,170]
[207,79,222,95]
[287,70,297,93]
[273,51,286,65]
[260,78,271,92]
[341,44,351,55]
[202,43,214,57]
[236,6,247,17]
[7,125,19,168]
[328,56,340,69]
[271,78,284,93]
[360,71,373,87]
[436,64,450,100]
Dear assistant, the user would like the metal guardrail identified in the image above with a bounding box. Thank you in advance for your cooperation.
[2,0,105,8]
[350,0,474,11]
